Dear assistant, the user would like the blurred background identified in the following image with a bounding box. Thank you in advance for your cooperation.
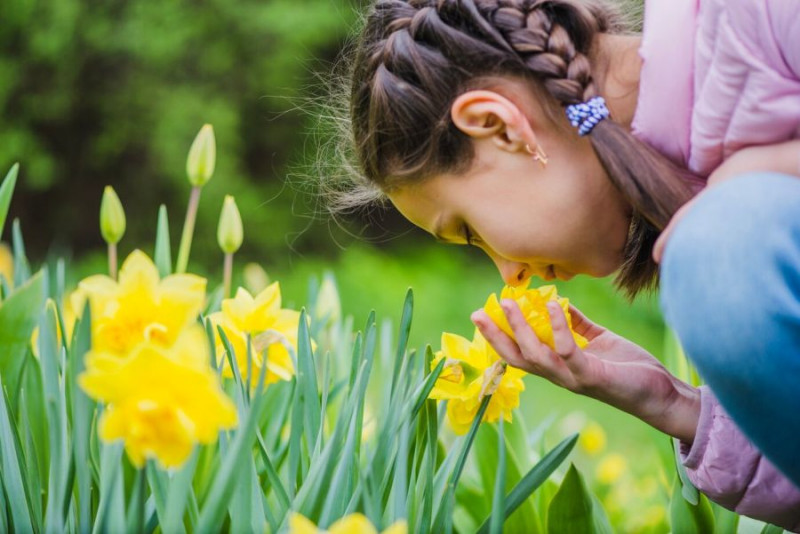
[1,0,689,530]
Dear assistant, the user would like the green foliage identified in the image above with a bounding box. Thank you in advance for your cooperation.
[0,0,359,263]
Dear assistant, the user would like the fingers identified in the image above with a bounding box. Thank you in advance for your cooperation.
[470,310,527,369]
[546,302,579,361]
[566,304,604,340]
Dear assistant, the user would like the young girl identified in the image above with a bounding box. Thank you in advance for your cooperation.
[331,0,800,527]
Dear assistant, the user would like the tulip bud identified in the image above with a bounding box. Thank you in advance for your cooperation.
[186,124,216,187]
[217,195,243,254]
[100,186,126,245]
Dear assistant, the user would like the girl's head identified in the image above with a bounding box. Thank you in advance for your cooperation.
[339,0,699,298]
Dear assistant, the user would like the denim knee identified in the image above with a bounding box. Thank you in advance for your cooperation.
[660,172,800,378]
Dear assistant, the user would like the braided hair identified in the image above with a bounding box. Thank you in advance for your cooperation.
[344,0,701,298]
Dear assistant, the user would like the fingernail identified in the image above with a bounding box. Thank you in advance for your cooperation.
[500,299,513,312]
[546,301,558,314]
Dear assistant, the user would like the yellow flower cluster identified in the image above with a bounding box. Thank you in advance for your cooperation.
[483,282,588,350]
[429,330,526,435]
[290,513,406,534]
[209,283,299,388]
[77,251,237,468]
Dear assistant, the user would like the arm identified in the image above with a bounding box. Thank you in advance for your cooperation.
[472,302,800,530]
[653,140,800,263]
[680,387,800,532]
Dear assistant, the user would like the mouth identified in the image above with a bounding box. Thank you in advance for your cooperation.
[544,265,575,282]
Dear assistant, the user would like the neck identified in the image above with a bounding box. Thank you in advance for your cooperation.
[591,33,643,131]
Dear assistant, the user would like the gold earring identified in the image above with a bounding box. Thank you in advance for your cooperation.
[525,144,549,168]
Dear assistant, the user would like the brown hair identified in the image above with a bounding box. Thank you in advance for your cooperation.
[332,0,700,298]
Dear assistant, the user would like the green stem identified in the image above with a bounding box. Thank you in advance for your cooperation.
[223,252,233,299]
[108,242,118,280]
[176,186,202,273]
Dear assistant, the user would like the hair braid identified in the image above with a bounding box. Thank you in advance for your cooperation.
[342,0,701,298]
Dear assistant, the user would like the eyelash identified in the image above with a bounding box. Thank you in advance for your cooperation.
[462,224,476,246]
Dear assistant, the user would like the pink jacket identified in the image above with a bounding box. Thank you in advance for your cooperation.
[632,0,800,176]
[631,0,800,529]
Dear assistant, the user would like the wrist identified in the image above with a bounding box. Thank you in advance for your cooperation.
[661,378,701,444]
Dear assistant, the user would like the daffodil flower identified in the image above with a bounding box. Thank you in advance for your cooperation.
[78,250,206,356]
[289,513,406,534]
[429,330,526,435]
[483,282,588,350]
[79,327,237,468]
[209,283,299,388]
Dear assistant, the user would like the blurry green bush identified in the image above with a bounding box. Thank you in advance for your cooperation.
[0,0,362,264]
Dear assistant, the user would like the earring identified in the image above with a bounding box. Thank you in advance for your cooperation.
[525,144,549,168]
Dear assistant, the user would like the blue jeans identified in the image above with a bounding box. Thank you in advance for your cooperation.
[661,172,800,489]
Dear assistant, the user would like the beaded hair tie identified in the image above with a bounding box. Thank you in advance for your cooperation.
[565,96,610,136]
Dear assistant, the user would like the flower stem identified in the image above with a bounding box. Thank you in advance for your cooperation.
[108,242,118,280]
[176,186,202,273]
[223,252,233,299]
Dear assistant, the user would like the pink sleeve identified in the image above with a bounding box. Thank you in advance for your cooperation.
[679,386,800,532]
[765,0,800,80]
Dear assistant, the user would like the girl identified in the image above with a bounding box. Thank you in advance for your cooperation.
[331,0,800,528]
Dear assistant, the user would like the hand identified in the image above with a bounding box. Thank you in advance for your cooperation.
[471,300,700,443]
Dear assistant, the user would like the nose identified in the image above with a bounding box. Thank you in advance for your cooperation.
[490,255,530,287]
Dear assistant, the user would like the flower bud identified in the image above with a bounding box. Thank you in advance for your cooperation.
[100,186,126,245]
[217,195,243,254]
[314,272,341,326]
[186,124,216,187]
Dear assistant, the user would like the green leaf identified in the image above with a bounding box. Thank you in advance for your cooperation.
[0,271,45,408]
[390,289,413,398]
[433,396,492,533]
[297,309,321,452]
[669,477,715,534]
[125,469,147,533]
[489,419,506,534]
[162,448,199,534]
[547,463,611,534]
[154,204,173,277]
[0,375,34,533]
[760,523,785,534]
[69,305,95,534]
[12,220,31,287]
[92,440,126,534]
[0,163,18,240]
[672,437,700,505]
[711,501,739,534]
[477,433,578,534]
[196,367,269,533]
[473,423,539,534]
[40,301,71,533]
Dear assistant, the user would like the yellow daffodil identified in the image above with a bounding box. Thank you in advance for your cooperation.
[209,283,299,387]
[578,421,607,456]
[429,330,526,435]
[483,282,588,350]
[289,513,407,534]
[79,327,237,468]
[78,250,206,356]
[0,242,13,287]
[595,453,627,485]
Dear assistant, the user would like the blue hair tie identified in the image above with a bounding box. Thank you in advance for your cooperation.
[565,96,610,136]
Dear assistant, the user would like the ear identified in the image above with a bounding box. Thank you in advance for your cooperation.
[450,90,539,155]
